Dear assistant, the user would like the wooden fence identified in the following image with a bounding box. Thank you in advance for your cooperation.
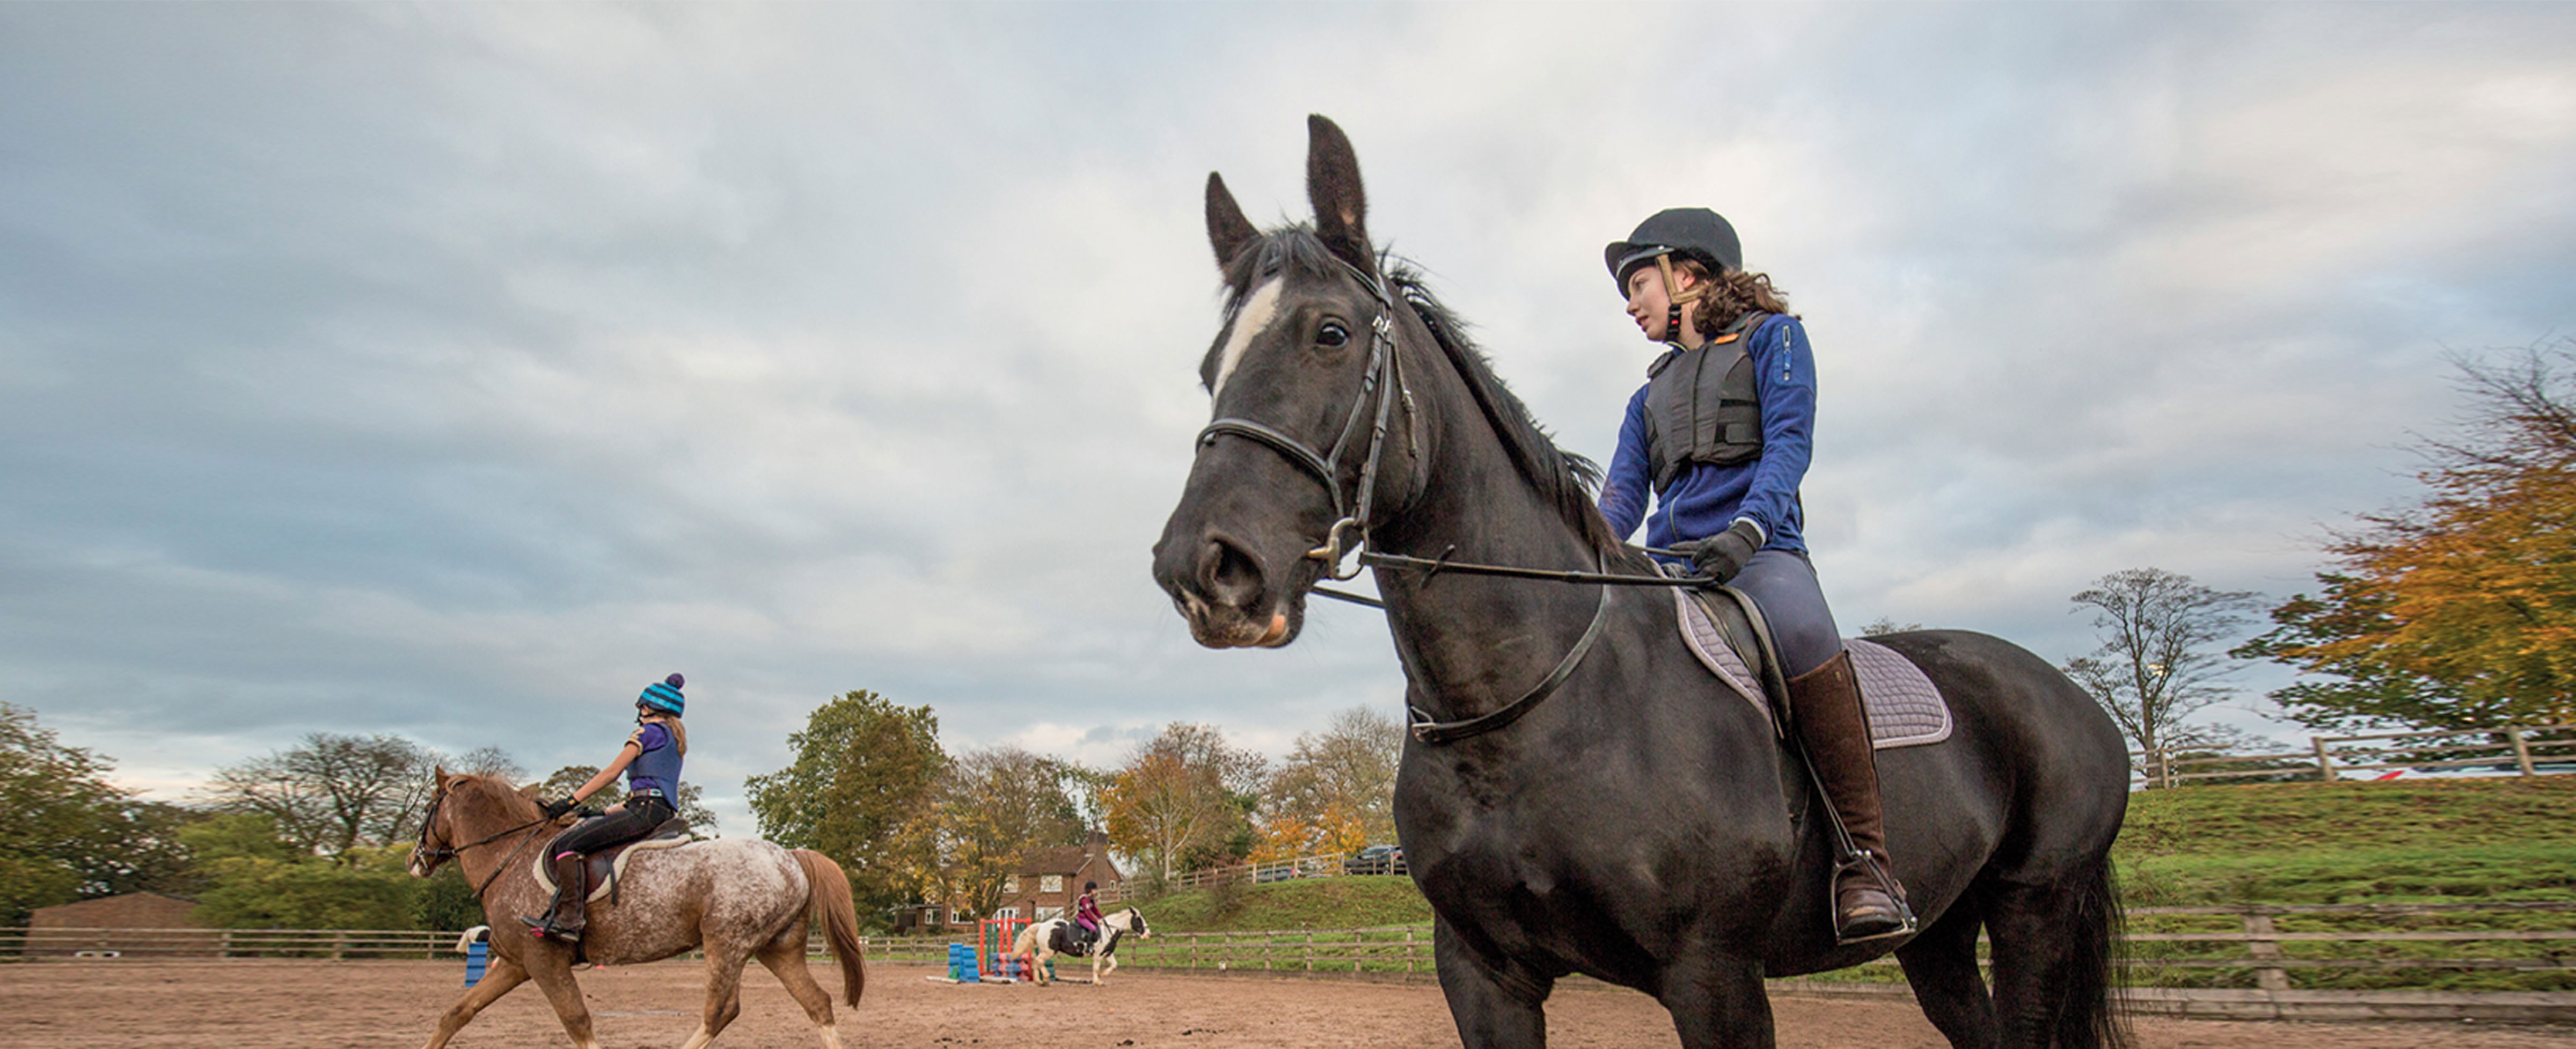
[2132,721,2576,789]
[19,901,2572,994]
[867,900,2576,993]
[0,926,459,960]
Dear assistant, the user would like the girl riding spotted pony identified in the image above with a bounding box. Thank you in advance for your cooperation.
[521,673,691,944]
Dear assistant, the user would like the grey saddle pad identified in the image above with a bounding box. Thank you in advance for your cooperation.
[1672,588,1952,749]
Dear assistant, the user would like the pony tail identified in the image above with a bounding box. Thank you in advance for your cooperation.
[666,717,688,757]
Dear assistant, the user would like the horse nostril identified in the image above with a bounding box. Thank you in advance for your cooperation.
[1200,537,1265,609]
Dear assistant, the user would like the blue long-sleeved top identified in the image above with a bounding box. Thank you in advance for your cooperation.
[1598,314,1814,558]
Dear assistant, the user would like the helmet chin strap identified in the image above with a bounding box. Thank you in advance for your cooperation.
[1653,253,1711,344]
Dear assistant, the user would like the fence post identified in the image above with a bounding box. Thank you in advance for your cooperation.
[222,929,236,958]
[2311,737,2336,783]
[2242,910,2289,994]
[1305,929,1314,972]
[332,931,348,961]
[1406,928,1416,974]
[2510,726,2536,777]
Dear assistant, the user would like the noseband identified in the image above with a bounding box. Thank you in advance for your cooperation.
[1194,258,1412,581]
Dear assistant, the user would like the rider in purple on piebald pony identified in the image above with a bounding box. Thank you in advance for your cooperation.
[522,673,690,944]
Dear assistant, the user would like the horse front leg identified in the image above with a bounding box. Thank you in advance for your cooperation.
[420,951,530,1049]
[1433,919,1551,1049]
[523,950,603,1049]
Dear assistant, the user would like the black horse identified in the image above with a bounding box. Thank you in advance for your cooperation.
[1152,116,2131,1049]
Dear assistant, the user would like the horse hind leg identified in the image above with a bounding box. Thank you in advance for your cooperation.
[756,936,843,1049]
[1984,857,2128,1049]
[420,952,531,1049]
[1896,898,1997,1049]
[677,944,755,1049]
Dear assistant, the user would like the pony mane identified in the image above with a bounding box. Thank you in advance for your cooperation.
[1212,227,1641,567]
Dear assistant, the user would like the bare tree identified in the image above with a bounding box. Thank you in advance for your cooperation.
[447,746,526,782]
[1263,707,1402,854]
[204,733,435,856]
[2062,568,2263,755]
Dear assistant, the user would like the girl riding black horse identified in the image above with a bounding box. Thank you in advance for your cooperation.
[1154,115,2129,1049]
[521,673,690,944]
[1596,208,1905,943]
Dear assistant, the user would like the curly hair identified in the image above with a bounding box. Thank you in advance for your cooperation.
[1672,258,1795,336]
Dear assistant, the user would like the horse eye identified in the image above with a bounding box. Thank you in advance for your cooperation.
[1316,322,1350,348]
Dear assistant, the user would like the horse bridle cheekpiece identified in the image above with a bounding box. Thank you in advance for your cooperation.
[414,781,552,900]
[1194,257,1410,582]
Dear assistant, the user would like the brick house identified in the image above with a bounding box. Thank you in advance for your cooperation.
[27,892,214,956]
[885,833,1125,935]
[992,831,1121,923]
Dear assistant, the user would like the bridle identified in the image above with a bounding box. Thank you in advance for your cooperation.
[1194,256,1414,583]
[413,784,554,900]
[1188,257,1639,745]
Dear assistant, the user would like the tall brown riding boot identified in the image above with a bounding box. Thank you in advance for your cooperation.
[521,853,588,943]
[1787,650,1913,943]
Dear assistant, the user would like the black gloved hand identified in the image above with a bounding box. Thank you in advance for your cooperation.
[539,797,576,820]
[1682,518,1765,584]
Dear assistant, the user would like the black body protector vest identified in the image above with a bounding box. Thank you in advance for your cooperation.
[1642,311,1771,494]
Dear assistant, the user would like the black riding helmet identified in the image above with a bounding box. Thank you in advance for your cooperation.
[1604,208,1743,296]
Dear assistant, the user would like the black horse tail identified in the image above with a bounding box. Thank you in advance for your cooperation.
[2059,855,2133,1049]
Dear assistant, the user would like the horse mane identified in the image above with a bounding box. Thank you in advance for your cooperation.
[1211,228,1641,567]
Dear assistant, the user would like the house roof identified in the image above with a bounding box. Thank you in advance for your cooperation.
[1017,846,1094,877]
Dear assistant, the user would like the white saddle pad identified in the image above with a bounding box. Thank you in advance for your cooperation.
[531,833,698,904]
[1673,589,1953,749]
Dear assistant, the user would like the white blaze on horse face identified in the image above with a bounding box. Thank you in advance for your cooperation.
[1210,277,1285,401]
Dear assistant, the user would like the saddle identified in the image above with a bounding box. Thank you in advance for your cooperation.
[1673,587,1952,749]
[531,815,693,906]
[1052,922,1097,958]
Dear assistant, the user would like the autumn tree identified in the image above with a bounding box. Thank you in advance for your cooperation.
[745,690,945,919]
[204,732,436,856]
[2061,568,2263,754]
[2239,344,2576,730]
[1256,707,1401,861]
[932,747,1084,923]
[1101,723,1265,880]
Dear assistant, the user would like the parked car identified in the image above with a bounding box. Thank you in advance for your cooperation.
[1343,844,1404,876]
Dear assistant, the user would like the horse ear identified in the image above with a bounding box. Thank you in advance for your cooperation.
[1305,114,1372,274]
[1206,172,1258,269]
[433,764,449,784]
[517,783,543,800]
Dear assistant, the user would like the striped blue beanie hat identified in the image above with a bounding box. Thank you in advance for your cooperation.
[639,673,685,716]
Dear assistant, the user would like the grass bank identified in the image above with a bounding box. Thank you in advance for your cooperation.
[1121,777,2576,990]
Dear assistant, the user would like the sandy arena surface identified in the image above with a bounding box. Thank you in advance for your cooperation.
[2,959,2571,1048]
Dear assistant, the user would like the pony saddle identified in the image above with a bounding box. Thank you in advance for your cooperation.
[1051,922,1099,958]
[1673,587,1952,749]
[533,816,693,905]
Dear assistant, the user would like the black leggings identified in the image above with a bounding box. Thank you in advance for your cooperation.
[551,796,677,857]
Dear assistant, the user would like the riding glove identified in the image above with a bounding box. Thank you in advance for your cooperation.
[1680,519,1764,584]
[539,797,576,819]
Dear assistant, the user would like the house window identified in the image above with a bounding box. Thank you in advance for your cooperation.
[1041,874,1064,894]
[996,906,1019,920]
[1004,876,1020,895]
[1037,906,1063,921]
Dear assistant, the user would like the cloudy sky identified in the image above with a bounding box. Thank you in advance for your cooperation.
[5,4,2573,832]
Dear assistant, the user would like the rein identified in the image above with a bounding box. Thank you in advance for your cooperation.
[416,789,556,900]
